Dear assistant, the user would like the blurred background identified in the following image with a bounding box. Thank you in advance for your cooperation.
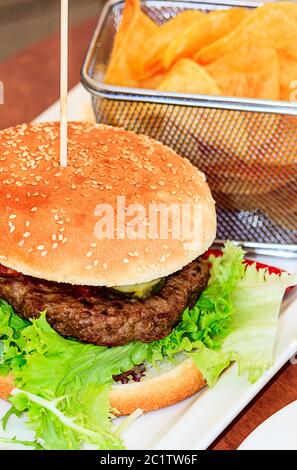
[0,0,105,127]
[0,0,104,60]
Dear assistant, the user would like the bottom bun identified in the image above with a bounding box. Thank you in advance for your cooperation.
[0,360,206,416]
[110,359,206,416]
[0,374,13,401]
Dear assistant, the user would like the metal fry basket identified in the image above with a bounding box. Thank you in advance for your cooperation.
[82,0,297,256]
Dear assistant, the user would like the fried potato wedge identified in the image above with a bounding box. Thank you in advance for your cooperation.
[206,48,280,100]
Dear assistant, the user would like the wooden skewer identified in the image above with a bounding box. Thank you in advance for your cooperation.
[60,0,68,167]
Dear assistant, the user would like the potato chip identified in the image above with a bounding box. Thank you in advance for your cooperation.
[163,8,249,71]
[206,48,280,100]
[131,10,205,81]
[157,59,221,95]
[278,50,297,101]
[104,0,158,87]
[140,73,165,90]
[196,2,297,65]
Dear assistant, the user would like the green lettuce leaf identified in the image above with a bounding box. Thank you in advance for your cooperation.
[147,241,245,362]
[190,347,233,388]
[0,306,149,450]
[189,256,297,386]
[221,263,296,382]
[0,436,44,450]
[0,301,29,376]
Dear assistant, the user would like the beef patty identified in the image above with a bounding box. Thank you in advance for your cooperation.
[0,258,209,346]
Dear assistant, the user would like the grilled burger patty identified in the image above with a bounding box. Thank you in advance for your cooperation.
[0,258,209,346]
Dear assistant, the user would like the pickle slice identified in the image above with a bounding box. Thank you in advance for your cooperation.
[110,278,165,300]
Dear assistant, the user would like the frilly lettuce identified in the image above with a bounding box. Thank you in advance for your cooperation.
[0,303,148,449]
[0,242,296,449]
[148,241,245,363]
[220,263,296,382]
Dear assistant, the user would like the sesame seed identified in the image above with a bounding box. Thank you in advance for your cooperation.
[103,263,108,270]
[9,226,15,234]
[37,245,45,250]
[58,234,63,241]
[18,240,25,247]
[25,221,30,227]
[62,237,67,244]
[23,232,30,238]
[52,234,56,241]
[86,251,92,258]
[41,251,47,257]
[30,207,38,212]
[90,242,97,248]
[52,243,58,249]
[85,265,92,270]
[123,258,130,264]
[9,214,17,219]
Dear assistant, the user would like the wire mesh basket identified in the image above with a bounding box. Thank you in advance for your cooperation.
[82,0,297,256]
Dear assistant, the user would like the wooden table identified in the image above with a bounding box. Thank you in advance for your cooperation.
[0,17,97,128]
[0,16,296,451]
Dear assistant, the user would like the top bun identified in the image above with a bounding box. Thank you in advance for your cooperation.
[0,122,216,286]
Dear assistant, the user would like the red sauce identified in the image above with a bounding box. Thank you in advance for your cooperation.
[0,264,20,278]
[73,285,92,298]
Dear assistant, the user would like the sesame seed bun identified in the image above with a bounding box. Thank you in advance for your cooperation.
[111,359,205,415]
[0,359,206,415]
[0,122,216,286]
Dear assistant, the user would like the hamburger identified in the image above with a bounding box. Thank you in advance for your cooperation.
[0,122,295,450]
